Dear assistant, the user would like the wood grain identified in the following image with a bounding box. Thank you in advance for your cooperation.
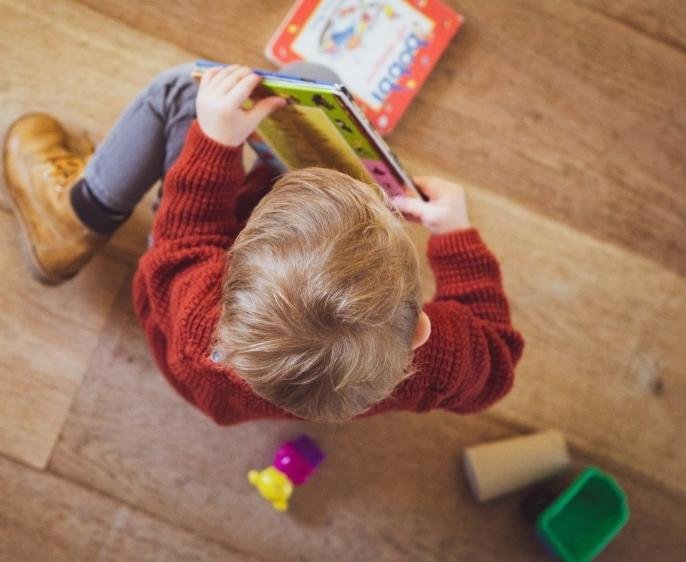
[0,0,194,468]
[0,454,259,562]
[75,0,686,275]
[49,284,685,561]
[459,184,686,494]
[0,0,683,559]
[405,171,686,495]
[399,0,686,274]
[572,0,686,51]
[0,207,129,468]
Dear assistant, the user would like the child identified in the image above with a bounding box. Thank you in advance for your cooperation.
[3,64,524,423]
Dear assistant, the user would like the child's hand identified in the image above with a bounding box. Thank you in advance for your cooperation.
[392,176,470,235]
[196,65,286,147]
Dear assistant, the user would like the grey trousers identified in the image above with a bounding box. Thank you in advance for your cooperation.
[84,63,198,213]
[84,62,340,215]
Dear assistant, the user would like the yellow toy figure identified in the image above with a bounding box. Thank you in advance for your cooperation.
[247,435,325,511]
[248,466,294,511]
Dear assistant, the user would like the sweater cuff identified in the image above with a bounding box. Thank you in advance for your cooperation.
[176,121,244,185]
[427,228,484,258]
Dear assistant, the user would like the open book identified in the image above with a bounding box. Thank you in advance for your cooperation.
[195,60,424,199]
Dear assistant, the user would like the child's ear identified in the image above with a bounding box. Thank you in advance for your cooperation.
[411,311,431,350]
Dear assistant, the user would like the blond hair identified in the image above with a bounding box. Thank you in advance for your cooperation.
[216,168,420,421]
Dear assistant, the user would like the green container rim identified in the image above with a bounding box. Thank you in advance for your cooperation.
[536,467,630,562]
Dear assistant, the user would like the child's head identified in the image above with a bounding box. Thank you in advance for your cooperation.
[216,168,422,422]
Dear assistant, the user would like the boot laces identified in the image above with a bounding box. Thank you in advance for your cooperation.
[43,155,84,191]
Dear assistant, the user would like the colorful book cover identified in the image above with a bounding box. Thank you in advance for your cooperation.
[265,0,464,134]
[247,74,420,198]
[193,62,423,198]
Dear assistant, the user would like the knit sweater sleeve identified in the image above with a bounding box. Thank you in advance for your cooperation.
[414,228,525,413]
[134,121,247,394]
[152,120,245,244]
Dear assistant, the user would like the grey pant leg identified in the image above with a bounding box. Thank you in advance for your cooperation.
[85,63,198,214]
[85,61,340,214]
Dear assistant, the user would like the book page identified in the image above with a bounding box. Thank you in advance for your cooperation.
[257,103,372,182]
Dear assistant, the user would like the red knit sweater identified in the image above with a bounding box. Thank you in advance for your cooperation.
[132,121,524,425]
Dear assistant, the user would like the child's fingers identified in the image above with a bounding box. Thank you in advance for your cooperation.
[218,65,252,94]
[412,176,443,200]
[211,64,238,84]
[226,72,262,105]
[200,65,224,87]
[391,195,429,220]
[246,96,286,126]
[205,64,239,91]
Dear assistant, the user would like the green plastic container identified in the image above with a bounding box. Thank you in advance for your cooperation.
[536,467,629,562]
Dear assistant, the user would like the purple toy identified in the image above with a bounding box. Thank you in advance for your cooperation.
[274,435,326,485]
[248,434,325,511]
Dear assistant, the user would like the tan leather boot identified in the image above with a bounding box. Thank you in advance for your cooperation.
[2,113,106,284]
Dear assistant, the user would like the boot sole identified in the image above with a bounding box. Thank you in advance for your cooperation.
[2,113,75,285]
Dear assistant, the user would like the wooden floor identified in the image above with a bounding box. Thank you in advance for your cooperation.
[0,0,684,560]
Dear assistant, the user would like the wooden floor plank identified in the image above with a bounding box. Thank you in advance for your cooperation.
[0,0,189,132]
[76,0,686,275]
[49,284,685,561]
[572,0,686,51]
[0,0,197,468]
[401,0,686,274]
[0,454,260,562]
[1,0,683,559]
[0,208,129,468]
[456,185,686,494]
[407,174,686,495]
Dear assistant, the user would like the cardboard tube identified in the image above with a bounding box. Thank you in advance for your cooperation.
[462,430,570,502]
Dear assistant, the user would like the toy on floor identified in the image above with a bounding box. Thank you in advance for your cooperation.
[462,430,570,502]
[248,434,325,511]
[463,430,630,561]
[523,467,630,562]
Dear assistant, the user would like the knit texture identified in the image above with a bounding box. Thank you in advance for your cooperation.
[132,120,525,424]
